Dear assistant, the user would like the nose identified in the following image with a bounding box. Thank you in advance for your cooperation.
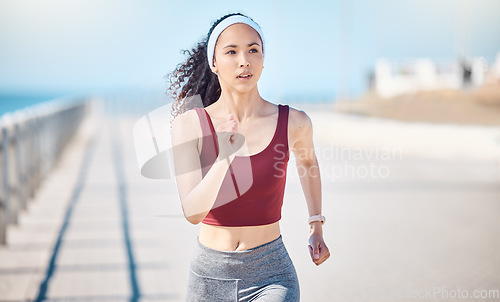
[239,54,250,67]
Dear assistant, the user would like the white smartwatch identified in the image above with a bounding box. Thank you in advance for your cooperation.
[308,214,326,225]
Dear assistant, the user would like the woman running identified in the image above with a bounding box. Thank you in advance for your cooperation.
[168,12,330,302]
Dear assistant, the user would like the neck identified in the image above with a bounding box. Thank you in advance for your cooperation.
[216,86,264,123]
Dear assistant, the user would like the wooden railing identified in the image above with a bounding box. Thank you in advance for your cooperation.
[0,97,92,244]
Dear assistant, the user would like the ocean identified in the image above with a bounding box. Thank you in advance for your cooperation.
[0,94,65,117]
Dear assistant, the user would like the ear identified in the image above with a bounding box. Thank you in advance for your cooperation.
[211,61,218,74]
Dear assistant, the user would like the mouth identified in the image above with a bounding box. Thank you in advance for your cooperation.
[237,73,253,81]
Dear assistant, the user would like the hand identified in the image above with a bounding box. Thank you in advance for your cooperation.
[215,114,244,161]
[308,233,330,266]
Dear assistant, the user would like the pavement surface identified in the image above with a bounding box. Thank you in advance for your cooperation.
[1,101,499,301]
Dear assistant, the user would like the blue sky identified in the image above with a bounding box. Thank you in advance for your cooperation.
[1,0,499,103]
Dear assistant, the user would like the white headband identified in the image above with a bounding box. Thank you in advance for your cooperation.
[207,15,265,72]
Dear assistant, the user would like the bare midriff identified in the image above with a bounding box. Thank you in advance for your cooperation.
[198,221,281,251]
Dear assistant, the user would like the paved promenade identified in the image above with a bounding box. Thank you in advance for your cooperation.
[1,103,499,301]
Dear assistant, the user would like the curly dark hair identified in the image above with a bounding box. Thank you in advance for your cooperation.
[165,12,263,129]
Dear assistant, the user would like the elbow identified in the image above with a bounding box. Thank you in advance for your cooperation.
[185,212,209,225]
[180,196,210,225]
[181,203,208,225]
[185,217,200,225]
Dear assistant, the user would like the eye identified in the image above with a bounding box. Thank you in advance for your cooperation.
[250,49,258,53]
[226,50,236,54]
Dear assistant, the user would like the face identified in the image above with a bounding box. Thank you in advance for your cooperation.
[211,23,264,93]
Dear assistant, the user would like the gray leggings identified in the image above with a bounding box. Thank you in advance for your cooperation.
[186,234,300,301]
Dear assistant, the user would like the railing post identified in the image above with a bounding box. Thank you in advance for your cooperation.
[34,115,41,194]
[14,118,26,211]
[0,125,8,244]
[28,114,36,200]
[7,119,19,225]
[24,114,35,202]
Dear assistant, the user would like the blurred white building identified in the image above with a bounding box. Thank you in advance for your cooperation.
[373,55,492,98]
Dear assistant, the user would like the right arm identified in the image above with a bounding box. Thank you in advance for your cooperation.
[171,110,237,224]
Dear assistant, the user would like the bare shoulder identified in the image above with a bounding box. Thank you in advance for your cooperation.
[286,106,313,149]
[172,108,198,125]
[171,108,201,142]
[287,106,313,134]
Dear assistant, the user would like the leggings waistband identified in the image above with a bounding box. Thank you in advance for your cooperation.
[196,234,283,255]
[191,234,293,280]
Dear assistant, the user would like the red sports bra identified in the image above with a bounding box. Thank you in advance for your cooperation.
[193,104,290,227]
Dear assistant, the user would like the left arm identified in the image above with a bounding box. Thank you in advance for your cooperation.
[289,108,330,266]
